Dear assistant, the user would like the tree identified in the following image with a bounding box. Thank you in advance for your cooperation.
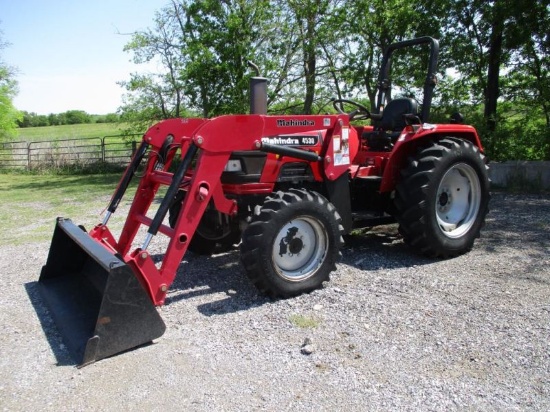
[180,0,267,116]
[441,0,550,159]
[333,0,444,113]
[119,5,190,130]
[64,110,91,124]
[443,0,540,130]
[285,0,329,114]
[503,1,550,159]
[0,29,21,140]
[121,0,349,118]
[120,0,277,120]
[503,2,550,125]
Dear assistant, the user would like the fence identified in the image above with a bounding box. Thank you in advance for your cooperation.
[0,135,141,170]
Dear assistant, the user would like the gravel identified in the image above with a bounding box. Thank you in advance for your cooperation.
[1,192,549,411]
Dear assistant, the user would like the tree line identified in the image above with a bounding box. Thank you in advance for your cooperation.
[119,0,549,161]
[17,110,120,128]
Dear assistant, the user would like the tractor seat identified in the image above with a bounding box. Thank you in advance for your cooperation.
[364,98,419,150]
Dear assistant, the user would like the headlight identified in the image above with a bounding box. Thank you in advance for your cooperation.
[223,159,243,172]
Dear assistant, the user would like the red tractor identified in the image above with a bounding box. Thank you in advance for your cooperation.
[38,37,490,366]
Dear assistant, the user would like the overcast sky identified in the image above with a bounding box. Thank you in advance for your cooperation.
[1,0,169,114]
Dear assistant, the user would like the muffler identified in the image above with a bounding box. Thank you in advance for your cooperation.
[38,217,166,367]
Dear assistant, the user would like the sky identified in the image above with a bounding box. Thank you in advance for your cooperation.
[1,0,169,115]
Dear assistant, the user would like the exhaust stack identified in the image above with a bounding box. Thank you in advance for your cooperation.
[248,61,267,115]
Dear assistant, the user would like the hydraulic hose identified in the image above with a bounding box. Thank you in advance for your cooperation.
[142,144,199,249]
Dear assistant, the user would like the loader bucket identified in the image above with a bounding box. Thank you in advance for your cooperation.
[38,217,166,367]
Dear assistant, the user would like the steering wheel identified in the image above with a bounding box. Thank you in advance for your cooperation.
[332,98,371,121]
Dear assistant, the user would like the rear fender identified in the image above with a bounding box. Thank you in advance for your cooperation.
[379,124,484,193]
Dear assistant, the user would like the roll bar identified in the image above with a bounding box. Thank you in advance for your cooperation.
[375,36,439,123]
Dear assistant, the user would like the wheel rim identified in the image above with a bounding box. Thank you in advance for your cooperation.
[435,163,482,239]
[272,216,328,282]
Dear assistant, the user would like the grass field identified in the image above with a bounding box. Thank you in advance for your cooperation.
[14,123,130,142]
[0,173,137,246]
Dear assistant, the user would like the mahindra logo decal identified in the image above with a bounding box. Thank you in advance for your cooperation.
[261,135,320,146]
[276,119,315,127]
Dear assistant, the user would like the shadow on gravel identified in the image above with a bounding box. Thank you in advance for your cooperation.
[340,224,433,270]
[24,281,76,367]
[158,224,434,317]
[157,249,271,317]
[478,192,550,253]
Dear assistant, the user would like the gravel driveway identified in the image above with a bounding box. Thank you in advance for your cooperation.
[1,192,549,411]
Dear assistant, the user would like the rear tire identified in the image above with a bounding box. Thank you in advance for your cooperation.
[169,191,240,255]
[240,189,344,298]
[394,137,490,257]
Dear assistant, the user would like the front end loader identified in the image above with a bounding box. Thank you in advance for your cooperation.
[39,113,353,366]
[37,37,490,366]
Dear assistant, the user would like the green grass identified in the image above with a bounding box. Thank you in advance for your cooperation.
[289,314,320,328]
[0,173,136,246]
[14,123,129,142]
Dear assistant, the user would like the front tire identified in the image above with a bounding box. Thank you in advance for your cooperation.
[394,137,490,257]
[240,189,344,298]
